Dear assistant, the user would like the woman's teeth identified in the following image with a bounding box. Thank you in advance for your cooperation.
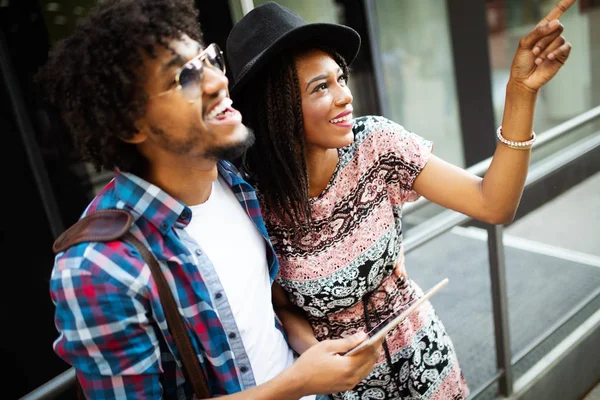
[330,114,353,124]
[207,98,233,120]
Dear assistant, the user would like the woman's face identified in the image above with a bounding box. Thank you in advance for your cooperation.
[294,49,354,152]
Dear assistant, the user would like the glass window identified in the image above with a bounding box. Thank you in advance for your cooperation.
[371,0,464,167]
[486,0,600,161]
[253,0,339,23]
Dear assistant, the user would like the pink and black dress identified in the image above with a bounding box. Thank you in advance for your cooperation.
[262,116,470,399]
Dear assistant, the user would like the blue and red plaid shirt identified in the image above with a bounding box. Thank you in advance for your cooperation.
[50,161,281,399]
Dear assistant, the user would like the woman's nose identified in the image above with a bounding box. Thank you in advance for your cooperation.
[335,85,353,106]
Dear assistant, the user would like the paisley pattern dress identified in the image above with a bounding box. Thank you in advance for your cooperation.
[262,116,469,399]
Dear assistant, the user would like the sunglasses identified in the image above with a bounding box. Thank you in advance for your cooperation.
[154,43,226,102]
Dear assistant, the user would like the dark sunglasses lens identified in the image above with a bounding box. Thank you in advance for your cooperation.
[179,64,202,88]
[179,64,202,99]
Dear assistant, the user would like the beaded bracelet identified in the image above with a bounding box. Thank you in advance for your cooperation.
[496,126,536,150]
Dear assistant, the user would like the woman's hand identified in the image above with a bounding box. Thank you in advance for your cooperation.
[509,0,575,92]
[393,254,407,280]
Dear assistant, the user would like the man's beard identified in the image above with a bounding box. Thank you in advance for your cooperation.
[148,124,255,161]
[203,126,255,161]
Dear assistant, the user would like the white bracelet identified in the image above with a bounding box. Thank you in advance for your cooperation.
[496,126,536,150]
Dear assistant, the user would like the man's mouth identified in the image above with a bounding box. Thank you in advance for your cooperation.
[206,97,235,120]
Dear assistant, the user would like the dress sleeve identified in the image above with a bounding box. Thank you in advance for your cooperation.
[365,116,433,204]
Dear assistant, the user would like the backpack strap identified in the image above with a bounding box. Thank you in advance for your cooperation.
[52,210,211,399]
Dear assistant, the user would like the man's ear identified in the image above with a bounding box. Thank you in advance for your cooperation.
[122,131,147,144]
[122,120,148,144]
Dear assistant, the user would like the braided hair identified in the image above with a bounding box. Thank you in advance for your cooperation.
[35,0,203,176]
[236,45,349,229]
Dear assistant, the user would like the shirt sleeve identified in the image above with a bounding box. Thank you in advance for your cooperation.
[50,244,164,399]
[366,116,433,204]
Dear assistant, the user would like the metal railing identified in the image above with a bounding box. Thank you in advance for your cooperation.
[404,105,600,398]
[402,106,600,217]
[19,106,600,400]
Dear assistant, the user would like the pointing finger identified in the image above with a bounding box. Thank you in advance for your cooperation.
[537,0,576,27]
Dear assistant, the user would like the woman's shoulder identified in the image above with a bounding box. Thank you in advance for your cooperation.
[350,115,411,147]
[346,115,432,167]
[353,115,407,135]
[348,115,417,152]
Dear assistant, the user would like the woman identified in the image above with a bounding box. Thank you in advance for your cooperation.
[226,2,573,399]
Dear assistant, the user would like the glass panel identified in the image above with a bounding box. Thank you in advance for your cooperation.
[487,1,600,387]
[371,0,464,167]
[253,0,339,23]
[486,0,600,162]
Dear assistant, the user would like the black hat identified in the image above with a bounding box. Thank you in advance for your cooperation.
[226,1,361,99]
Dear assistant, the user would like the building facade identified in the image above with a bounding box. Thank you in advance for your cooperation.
[2,1,599,399]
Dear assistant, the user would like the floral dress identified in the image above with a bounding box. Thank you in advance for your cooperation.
[263,116,469,399]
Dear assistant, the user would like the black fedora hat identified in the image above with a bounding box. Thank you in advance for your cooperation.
[226,1,361,99]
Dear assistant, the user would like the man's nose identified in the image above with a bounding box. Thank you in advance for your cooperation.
[202,65,228,95]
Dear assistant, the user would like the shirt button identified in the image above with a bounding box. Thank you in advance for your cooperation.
[240,365,248,373]
[181,210,190,219]
[228,332,236,339]
[195,249,202,256]
[215,292,223,299]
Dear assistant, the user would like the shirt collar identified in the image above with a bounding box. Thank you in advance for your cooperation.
[113,161,243,233]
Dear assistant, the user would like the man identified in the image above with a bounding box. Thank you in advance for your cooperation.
[36,0,381,398]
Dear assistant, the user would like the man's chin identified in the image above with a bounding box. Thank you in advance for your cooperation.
[204,126,255,162]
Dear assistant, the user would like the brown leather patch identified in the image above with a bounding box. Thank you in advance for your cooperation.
[52,209,133,253]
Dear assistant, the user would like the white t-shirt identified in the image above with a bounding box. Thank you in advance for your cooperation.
[186,177,315,400]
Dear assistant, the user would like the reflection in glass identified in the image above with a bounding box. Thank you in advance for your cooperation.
[486,0,600,134]
[371,0,464,167]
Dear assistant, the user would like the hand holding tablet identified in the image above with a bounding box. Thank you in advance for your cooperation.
[344,278,449,356]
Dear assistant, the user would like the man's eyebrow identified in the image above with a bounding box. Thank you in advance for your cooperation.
[306,73,328,90]
[162,54,185,72]
[162,43,203,72]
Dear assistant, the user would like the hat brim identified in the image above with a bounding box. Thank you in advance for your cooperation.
[229,22,360,100]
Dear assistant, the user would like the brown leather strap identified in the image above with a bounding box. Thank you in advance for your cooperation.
[124,232,211,399]
[53,210,133,253]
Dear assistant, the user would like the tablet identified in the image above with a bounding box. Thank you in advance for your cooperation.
[343,278,449,356]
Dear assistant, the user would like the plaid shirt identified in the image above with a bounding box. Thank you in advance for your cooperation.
[50,161,281,399]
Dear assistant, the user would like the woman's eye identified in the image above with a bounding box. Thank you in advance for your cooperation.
[314,83,327,92]
[338,75,348,85]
